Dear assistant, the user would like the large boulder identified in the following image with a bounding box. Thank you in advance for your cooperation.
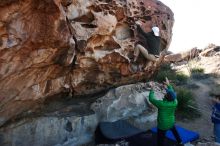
[0,0,174,127]
[0,82,163,146]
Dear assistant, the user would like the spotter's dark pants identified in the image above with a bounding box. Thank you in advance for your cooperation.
[157,126,183,146]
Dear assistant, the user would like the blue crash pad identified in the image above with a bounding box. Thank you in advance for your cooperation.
[151,125,199,144]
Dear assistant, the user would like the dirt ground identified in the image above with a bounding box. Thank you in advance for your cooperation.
[174,55,220,143]
[177,77,215,142]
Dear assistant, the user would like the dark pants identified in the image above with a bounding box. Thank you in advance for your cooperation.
[157,126,183,146]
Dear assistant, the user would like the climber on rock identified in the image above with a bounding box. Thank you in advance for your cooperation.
[133,17,161,69]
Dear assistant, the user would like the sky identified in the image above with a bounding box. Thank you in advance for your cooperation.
[159,0,220,53]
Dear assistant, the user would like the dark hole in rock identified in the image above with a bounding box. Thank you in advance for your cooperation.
[134,11,139,15]
[145,10,151,14]
[140,2,144,5]
[109,72,121,79]
[61,0,72,7]
[53,48,70,65]
[130,25,134,29]
[102,5,110,10]
[162,23,166,30]
[65,121,73,132]
[127,17,135,22]
[44,80,52,94]
[0,37,2,46]
[88,5,102,13]
[58,20,67,33]
[81,24,97,28]
[93,39,120,51]
[77,40,87,52]
[140,6,146,12]
[130,30,134,37]
[102,40,121,50]
[109,10,115,15]
[73,12,95,23]
[143,16,152,21]
[160,38,167,50]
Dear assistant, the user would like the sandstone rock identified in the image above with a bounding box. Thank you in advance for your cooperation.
[91,82,163,122]
[0,0,174,127]
[0,115,98,146]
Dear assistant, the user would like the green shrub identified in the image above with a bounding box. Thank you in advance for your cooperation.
[176,73,189,85]
[191,67,204,74]
[175,87,200,119]
[190,67,208,79]
[154,64,188,85]
[154,70,176,83]
[154,64,177,83]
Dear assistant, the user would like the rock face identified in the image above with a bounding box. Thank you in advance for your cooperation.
[0,0,173,129]
[0,82,163,146]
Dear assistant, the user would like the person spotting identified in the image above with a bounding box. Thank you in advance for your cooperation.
[148,77,183,146]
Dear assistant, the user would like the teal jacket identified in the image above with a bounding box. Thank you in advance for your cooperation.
[149,85,177,130]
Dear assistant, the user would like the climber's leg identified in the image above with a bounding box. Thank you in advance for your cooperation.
[134,44,141,62]
[137,45,158,62]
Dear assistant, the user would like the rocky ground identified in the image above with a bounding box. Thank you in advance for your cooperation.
[169,45,220,145]
[177,77,215,143]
